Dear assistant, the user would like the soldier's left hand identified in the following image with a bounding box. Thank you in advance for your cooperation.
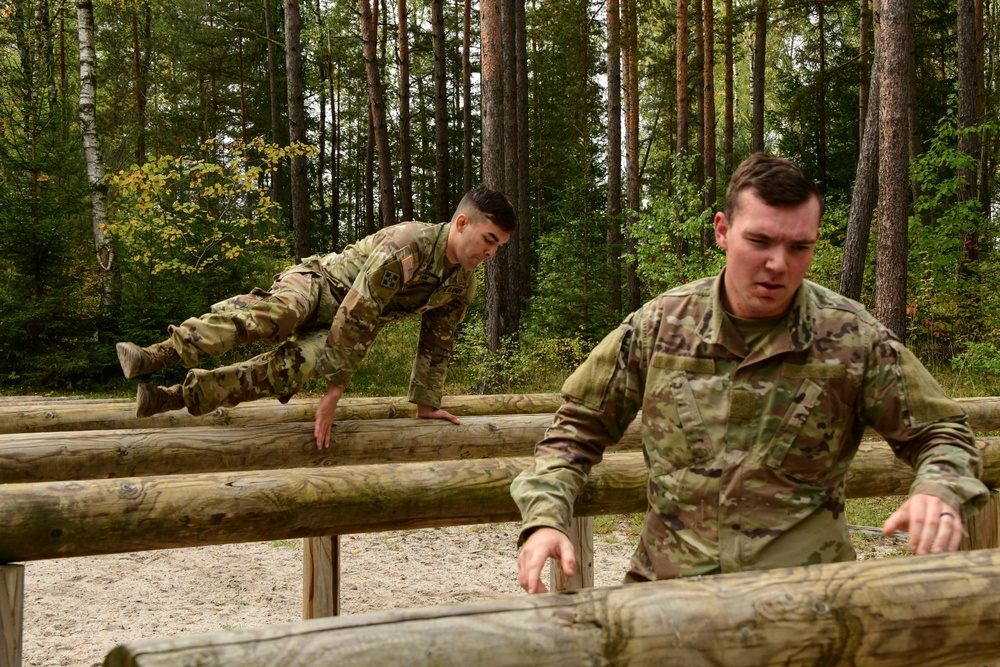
[883,493,963,555]
[416,403,461,425]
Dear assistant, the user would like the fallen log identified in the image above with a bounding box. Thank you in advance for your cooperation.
[102,547,1000,667]
[1,441,998,563]
[0,415,639,483]
[0,393,563,434]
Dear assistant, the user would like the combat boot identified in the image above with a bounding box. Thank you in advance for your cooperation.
[116,340,180,379]
[135,383,185,418]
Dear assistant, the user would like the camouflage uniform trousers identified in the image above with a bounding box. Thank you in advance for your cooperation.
[167,264,341,415]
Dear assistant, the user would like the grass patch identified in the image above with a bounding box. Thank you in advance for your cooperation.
[269,539,300,549]
[845,496,905,527]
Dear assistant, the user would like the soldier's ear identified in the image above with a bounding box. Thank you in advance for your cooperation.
[714,212,730,251]
[454,213,469,231]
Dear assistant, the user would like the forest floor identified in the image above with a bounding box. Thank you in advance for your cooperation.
[20,519,908,666]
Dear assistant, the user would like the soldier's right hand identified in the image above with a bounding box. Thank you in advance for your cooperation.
[517,526,576,594]
[314,384,345,449]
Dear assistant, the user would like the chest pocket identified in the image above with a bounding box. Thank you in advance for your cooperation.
[643,354,717,475]
[763,363,853,485]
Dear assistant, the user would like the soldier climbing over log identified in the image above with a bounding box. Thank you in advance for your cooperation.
[512,154,989,592]
[116,186,516,449]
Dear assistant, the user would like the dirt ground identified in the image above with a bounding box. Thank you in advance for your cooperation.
[19,521,911,667]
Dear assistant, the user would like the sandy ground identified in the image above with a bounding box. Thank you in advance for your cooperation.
[20,522,640,667]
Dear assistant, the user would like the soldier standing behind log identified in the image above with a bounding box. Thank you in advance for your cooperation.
[512,154,988,593]
[117,186,515,449]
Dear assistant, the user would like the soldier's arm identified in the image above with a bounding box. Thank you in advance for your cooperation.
[314,251,407,387]
[863,332,989,532]
[407,281,474,408]
[511,311,646,545]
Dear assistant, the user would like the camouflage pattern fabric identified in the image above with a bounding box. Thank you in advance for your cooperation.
[168,221,475,415]
[511,273,989,582]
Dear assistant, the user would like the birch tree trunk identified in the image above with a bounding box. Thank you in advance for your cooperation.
[76,0,118,314]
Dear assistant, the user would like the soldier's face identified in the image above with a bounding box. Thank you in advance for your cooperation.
[714,190,821,319]
[448,214,511,270]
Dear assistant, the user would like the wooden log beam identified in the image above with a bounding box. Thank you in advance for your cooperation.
[0,415,641,484]
[103,548,1000,667]
[1,439,998,564]
[0,455,647,563]
[0,393,564,434]
[0,565,23,667]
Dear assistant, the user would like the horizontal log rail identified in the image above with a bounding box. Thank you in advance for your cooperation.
[4,394,1000,435]
[103,547,1000,667]
[0,414,639,483]
[1,442,998,564]
[1,410,998,486]
[0,393,564,434]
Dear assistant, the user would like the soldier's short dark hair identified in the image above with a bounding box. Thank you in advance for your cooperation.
[724,153,823,223]
[458,186,517,233]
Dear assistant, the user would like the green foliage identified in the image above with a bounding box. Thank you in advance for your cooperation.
[105,138,300,276]
[450,316,587,395]
[634,156,721,295]
[907,112,999,361]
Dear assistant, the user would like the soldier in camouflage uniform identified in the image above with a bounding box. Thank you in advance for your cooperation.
[117,186,515,448]
[512,154,988,593]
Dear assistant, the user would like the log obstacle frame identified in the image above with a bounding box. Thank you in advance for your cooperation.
[0,393,998,667]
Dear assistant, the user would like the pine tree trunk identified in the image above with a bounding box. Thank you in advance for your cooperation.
[285,0,311,260]
[623,0,640,312]
[958,0,980,277]
[606,0,623,316]
[838,48,879,301]
[873,0,912,341]
[703,0,716,210]
[723,0,733,176]
[398,0,414,222]
[515,0,531,303]
[481,0,504,352]
[360,0,396,228]
[676,0,689,156]
[76,0,118,315]
[264,0,283,208]
[751,0,766,153]
[432,0,450,222]
[859,0,871,146]
[462,0,473,193]
[499,0,520,337]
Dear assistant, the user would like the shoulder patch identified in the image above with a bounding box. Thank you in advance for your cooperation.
[381,270,401,290]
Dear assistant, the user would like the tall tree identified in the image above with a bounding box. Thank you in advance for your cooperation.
[957,0,981,276]
[723,0,734,175]
[398,0,414,221]
[677,0,689,156]
[360,0,396,227]
[499,0,521,333]
[432,0,449,222]
[481,0,505,351]
[462,0,473,192]
[751,0,766,152]
[859,0,871,145]
[264,0,283,208]
[76,0,118,314]
[285,0,311,260]
[839,49,880,301]
[873,0,913,340]
[703,0,716,209]
[606,0,623,315]
[515,0,530,302]
[623,0,640,311]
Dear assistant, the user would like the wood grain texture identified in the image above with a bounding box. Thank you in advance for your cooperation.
[1,439,997,563]
[0,393,563,434]
[102,548,1000,667]
[0,565,23,667]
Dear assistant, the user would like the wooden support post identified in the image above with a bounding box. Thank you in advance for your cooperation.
[550,517,593,592]
[0,564,23,667]
[961,488,999,551]
[303,536,340,618]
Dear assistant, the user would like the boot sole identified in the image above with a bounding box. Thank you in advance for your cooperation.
[117,342,143,380]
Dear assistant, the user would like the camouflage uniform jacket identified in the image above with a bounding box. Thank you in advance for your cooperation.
[298,221,474,408]
[511,273,988,580]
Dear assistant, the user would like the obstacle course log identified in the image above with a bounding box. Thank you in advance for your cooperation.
[0,393,564,434]
[0,415,641,483]
[2,440,998,563]
[0,454,648,563]
[103,548,1000,667]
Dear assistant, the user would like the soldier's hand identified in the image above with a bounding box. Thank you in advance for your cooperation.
[314,384,345,450]
[883,493,963,555]
[517,527,575,594]
[416,403,461,425]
